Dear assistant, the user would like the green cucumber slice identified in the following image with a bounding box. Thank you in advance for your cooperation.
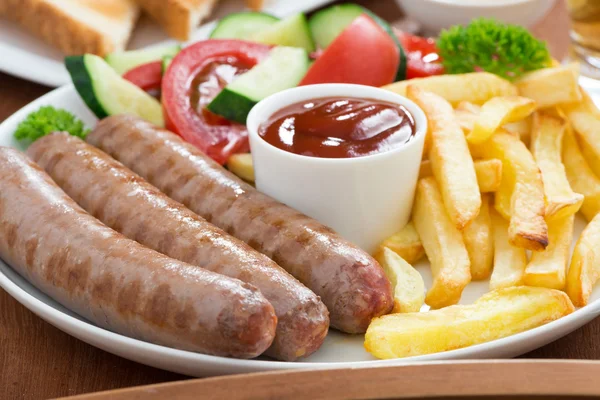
[209,12,279,39]
[105,44,181,75]
[65,54,164,127]
[207,46,309,124]
[309,4,364,49]
[161,55,173,75]
[251,13,315,52]
[308,4,407,81]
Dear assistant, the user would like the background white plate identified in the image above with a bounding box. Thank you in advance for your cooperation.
[0,0,333,87]
[1,86,600,377]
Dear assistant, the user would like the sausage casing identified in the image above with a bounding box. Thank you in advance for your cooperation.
[28,133,329,361]
[0,147,276,358]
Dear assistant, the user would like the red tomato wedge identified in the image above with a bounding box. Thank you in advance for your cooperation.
[395,30,444,79]
[123,61,163,92]
[300,14,399,87]
[162,40,271,164]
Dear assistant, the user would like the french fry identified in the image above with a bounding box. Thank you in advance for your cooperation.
[384,72,517,107]
[473,131,548,250]
[226,153,255,183]
[375,247,425,313]
[463,194,494,280]
[562,127,600,221]
[524,215,574,290]
[489,208,527,290]
[408,86,481,229]
[516,64,581,109]
[364,286,574,359]
[419,159,502,193]
[504,117,532,145]
[530,113,583,219]
[375,222,425,265]
[562,91,600,178]
[412,177,471,309]
[467,96,536,144]
[566,213,600,306]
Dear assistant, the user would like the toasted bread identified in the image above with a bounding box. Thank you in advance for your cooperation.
[245,0,264,10]
[136,0,219,41]
[0,0,139,56]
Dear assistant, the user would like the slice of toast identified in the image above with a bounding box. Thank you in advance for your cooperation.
[136,0,219,41]
[0,0,139,56]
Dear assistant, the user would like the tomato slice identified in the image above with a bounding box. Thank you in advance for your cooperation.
[123,61,163,92]
[395,30,444,79]
[300,14,399,87]
[162,40,271,164]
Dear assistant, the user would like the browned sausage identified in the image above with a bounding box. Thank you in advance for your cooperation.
[87,115,393,333]
[0,147,276,358]
[28,133,329,361]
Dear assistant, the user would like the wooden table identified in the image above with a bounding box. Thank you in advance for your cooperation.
[0,1,583,399]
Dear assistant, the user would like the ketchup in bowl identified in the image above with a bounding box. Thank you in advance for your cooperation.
[259,97,416,158]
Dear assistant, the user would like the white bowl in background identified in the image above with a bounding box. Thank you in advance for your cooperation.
[247,84,427,253]
[395,0,556,35]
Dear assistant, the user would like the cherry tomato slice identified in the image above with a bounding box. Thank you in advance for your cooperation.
[300,14,399,87]
[123,61,163,92]
[162,40,271,164]
[395,30,444,79]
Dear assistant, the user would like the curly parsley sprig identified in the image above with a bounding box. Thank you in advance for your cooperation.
[14,106,90,142]
[437,18,551,81]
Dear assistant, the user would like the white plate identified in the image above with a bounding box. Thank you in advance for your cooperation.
[0,0,333,87]
[1,85,600,377]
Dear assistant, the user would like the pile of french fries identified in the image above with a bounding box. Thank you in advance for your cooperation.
[226,64,600,360]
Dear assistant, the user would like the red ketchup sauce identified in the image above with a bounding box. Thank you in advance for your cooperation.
[259,97,416,158]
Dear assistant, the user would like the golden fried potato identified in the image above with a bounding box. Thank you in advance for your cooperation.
[563,91,600,178]
[468,96,536,144]
[530,113,583,220]
[566,213,600,306]
[489,208,527,290]
[384,72,517,107]
[463,194,493,280]
[375,247,425,313]
[472,131,548,250]
[408,86,480,229]
[516,64,581,109]
[562,127,600,221]
[412,177,471,309]
[524,215,574,290]
[365,286,574,359]
[226,153,255,182]
[505,117,532,146]
[419,159,502,193]
[375,222,424,265]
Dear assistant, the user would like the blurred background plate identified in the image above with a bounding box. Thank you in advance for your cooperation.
[0,0,334,88]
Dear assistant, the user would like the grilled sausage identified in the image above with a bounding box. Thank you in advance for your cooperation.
[87,115,393,333]
[0,147,276,358]
[28,133,329,361]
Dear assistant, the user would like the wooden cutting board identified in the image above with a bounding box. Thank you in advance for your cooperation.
[59,360,600,399]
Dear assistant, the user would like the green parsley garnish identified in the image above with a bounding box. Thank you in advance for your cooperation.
[437,18,551,81]
[14,106,90,142]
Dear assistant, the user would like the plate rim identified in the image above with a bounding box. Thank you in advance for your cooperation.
[1,84,600,376]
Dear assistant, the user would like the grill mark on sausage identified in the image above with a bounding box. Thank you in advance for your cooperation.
[4,223,17,249]
[116,280,141,316]
[145,283,174,328]
[24,237,38,270]
[91,272,116,306]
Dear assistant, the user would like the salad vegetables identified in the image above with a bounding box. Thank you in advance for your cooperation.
[57,4,551,165]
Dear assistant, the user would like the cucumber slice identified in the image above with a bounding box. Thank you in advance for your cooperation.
[251,13,315,52]
[207,46,309,124]
[209,12,279,39]
[308,4,407,81]
[105,45,181,75]
[309,4,363,49]
[66,54,164,127]
[161,55,173,75]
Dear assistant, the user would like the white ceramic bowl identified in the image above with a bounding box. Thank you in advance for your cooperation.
[247,84,427,253]
[395,0,556,34]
